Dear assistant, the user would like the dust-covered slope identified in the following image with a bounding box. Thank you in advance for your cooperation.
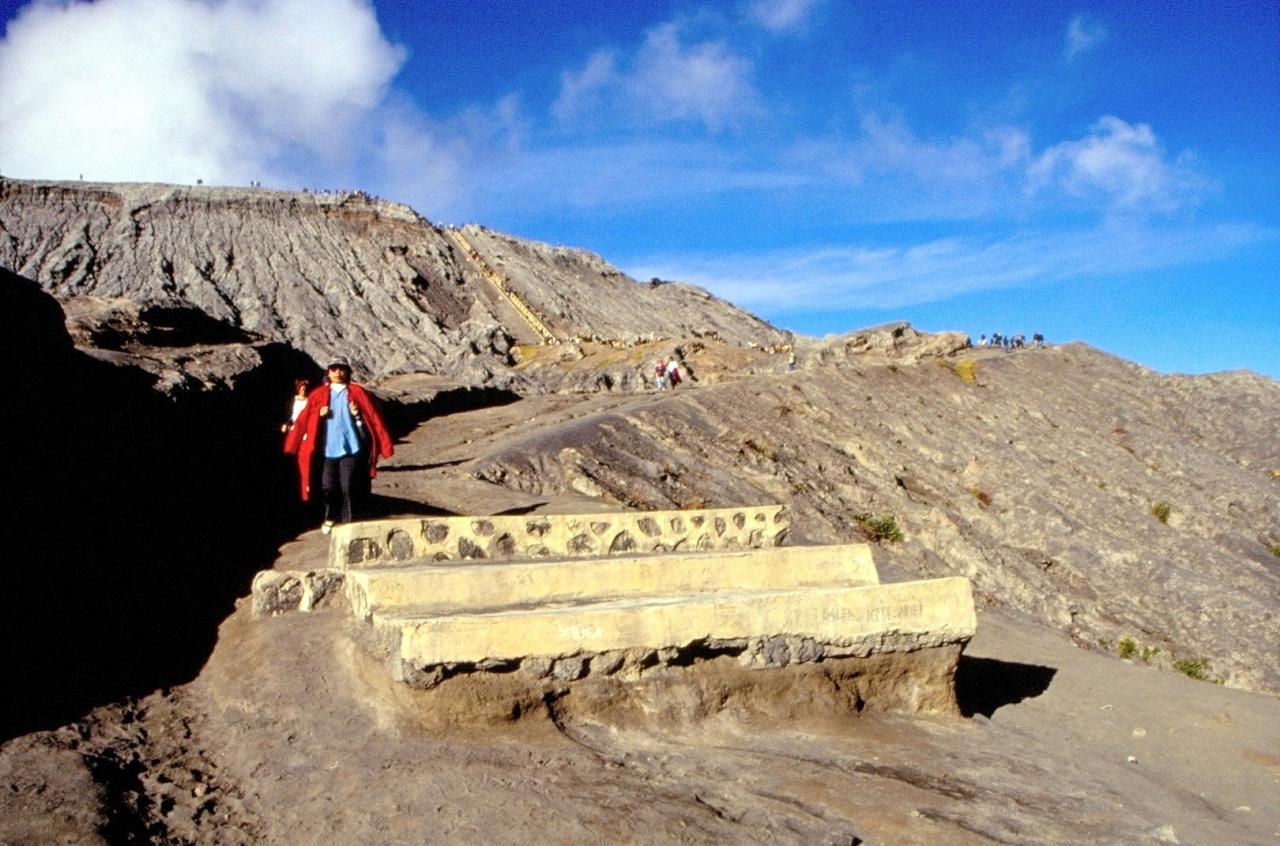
[422,343,1280,693]
[0,178,785,382]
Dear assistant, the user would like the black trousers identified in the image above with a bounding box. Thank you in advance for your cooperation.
[321,454,361,523]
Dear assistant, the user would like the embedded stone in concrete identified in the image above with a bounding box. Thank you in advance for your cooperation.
[252,569,346,616]
[344,543,880,621]
[329,505,791,569]
[382,577,975,677]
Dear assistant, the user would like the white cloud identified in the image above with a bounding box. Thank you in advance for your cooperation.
[1027,116,1203,212]
[844,113,1030,184]
[0,0,404,185]
[466,139,807,214]
[552,21,757,130]
[370,97,471,217]
[629,222,1273,314]
[788,112,1204,221]
[746,0,820,33]
[1065,14,1107,60]
[551,50,618,124]
[786,113,1033,220]
[633,23,757,128]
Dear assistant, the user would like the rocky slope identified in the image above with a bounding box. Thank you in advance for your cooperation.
[386,340,1280,695]
[3,177,1279,844]
[0,178,785,384]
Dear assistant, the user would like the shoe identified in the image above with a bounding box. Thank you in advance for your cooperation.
[321,520,335,535]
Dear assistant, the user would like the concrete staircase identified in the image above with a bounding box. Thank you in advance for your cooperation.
[446,227,559,345]
[253,505,976,712]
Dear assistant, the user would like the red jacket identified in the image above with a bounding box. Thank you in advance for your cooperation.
[283,382,394,500]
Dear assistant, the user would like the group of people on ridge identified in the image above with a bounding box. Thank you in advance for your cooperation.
[976,332,1044,351]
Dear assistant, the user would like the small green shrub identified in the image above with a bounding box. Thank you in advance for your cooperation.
[1140,645,1159,663]
[1117,637,1137,660]
[1151,502,1171,523]
[1174,657,1211,681]
[854,513,904,543]
[1268,544,1280,558]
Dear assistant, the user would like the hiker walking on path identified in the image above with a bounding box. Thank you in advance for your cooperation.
[284,357,393,533]
[666,358,682,387]
[281,378,311,434]
[654,358,669,390]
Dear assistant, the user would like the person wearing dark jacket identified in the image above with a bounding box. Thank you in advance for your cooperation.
[283,357,393,533]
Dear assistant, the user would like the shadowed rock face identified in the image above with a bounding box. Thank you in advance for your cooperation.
[0,179,786,384]
[1,269,321,738]
[0,269,525,740]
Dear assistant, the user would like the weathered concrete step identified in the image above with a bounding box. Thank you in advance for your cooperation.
[379,577,975,676]
[346,543,878,621]
[330,504,790,569]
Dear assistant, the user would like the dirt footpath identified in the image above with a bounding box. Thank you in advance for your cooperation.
[4,592,1276,845]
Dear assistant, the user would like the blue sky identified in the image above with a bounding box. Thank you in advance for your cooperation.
[1,0,1276,377]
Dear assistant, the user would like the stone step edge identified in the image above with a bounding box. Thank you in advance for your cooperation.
[378,577,976,677]
[345,543,880,620]
[376,578,968,627]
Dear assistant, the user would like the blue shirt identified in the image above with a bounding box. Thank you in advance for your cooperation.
[324,384,362,459]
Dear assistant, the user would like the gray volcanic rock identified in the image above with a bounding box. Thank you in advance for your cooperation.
[457,225,786,346]
[0,179,784,385]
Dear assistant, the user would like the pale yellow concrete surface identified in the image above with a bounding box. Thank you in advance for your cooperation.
[346,543,879,620]
[330,505,790,569]
[387,577,976,667]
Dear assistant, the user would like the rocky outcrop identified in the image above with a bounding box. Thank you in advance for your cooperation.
[0,179,784,385]
[456,225,786,347]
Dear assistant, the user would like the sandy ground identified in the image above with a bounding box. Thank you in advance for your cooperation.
[192,600,1277,845]
[5,575,1274,845]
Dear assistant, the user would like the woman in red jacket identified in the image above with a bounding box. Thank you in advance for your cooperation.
[283,357,393,533]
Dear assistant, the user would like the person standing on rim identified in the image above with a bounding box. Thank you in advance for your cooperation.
[284,357,393,534]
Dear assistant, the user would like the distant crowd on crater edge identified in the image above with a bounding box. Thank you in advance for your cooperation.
[976,332,1044,351]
